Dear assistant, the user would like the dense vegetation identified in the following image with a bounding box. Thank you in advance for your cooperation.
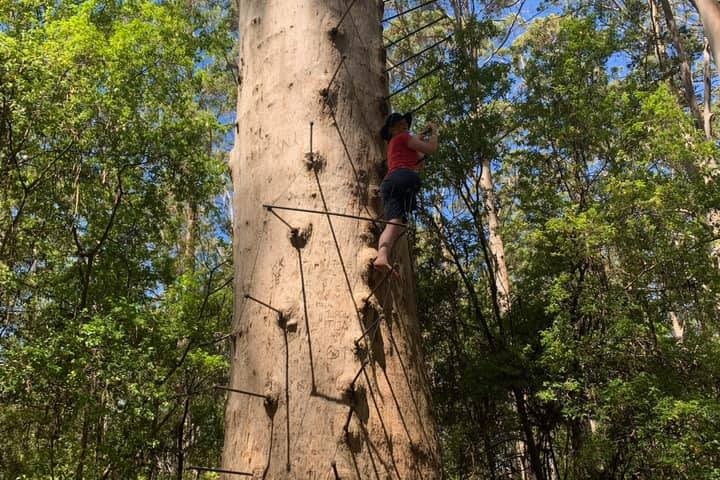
[2,0,720,478]
[1,0,235,477]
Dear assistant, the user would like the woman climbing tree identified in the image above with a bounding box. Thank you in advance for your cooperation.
[374,112,439,272]
[223,2,442,478]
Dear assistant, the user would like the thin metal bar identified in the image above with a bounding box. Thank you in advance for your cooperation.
[263,204,406,227]
[323,56,347,95]
[188,466,253,477]
[214,384,268,400]
[311,167,366,350]
[349,301,385,386]
[297,249,316,391]
[382,0,438,22]
[353,254,405,349]
[384,34,453,73]
[364,264,396,304]
[383,15,447,49]
[301,126,317,392]
[342,406,355,433]
[409,94,439,115]
[327,102,363,185]
[268,207,295,231]
[243,293,283,315]
[354,318,380,346]
[283,319,291,472]
[324,105,382,232]
[168,387,213,399]
[351,358,368,386]
[333,0,361,32]
[385,63,444,99]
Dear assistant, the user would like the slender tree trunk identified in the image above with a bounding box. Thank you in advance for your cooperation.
[223,2,441,478]
[649,0,668,68]
[182,200,197,273]
[176,395,190,480]
[479,159,544,479]
[659,0,703,127]
[693,0,720,70]
[480,157,511,314]
[75,412,89,479]
[681,5,720,268]
[704,38,713,139]
[512,388,545,480]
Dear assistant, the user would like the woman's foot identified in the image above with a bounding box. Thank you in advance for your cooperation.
[373,257,399,278]
[373,256,392,272]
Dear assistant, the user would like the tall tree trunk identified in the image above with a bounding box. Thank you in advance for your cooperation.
[681,4,720,267]
[480,157,511,314]
[479,161,545,480]
[512,388,545,480]
[223,2,441,478]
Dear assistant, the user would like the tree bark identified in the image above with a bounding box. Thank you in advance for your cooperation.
[680,4,720,268]
[512,388,545,480]
[480,157,511,315]
[704,38,713,139]
[649,0,669,69]
[223,2,441,478]
[659,0,703,127]
[176,395,190,480]
[693,0,720,70]
[181,200,197,273]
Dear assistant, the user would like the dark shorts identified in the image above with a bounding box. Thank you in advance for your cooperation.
[380,168,421,222]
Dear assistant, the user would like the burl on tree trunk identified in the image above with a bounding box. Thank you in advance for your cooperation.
[223,2,441,478]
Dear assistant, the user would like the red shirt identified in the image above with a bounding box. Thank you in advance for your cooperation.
[386,131,421,176]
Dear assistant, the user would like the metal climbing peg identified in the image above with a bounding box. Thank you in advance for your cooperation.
[382,0,439,22]
[332,0,361,33]
[331,460,341,479]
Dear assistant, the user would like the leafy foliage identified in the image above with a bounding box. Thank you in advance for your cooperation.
[3,0,720,478]
[0,0,235,478]
[387,1,720,478]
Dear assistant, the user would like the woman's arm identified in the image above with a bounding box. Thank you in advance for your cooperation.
[407,123,438,155]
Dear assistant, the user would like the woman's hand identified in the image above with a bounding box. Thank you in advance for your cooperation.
[409,130,438,155]
[420,123,437,136]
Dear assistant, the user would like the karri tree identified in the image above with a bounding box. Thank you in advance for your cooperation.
[223,2,441,478]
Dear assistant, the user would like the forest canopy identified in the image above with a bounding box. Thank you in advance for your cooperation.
[2,0,720,478]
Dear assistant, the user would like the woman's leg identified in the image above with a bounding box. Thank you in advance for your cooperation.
[374,169,418,271]
[373,218,405,270]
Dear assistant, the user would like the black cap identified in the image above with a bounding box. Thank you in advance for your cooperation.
[380,112,412,141]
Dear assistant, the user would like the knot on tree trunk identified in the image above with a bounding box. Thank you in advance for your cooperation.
[289,225,312,249]
[304,152,326,172]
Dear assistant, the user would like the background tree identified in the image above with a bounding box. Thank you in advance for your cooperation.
[400,1,720,478]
